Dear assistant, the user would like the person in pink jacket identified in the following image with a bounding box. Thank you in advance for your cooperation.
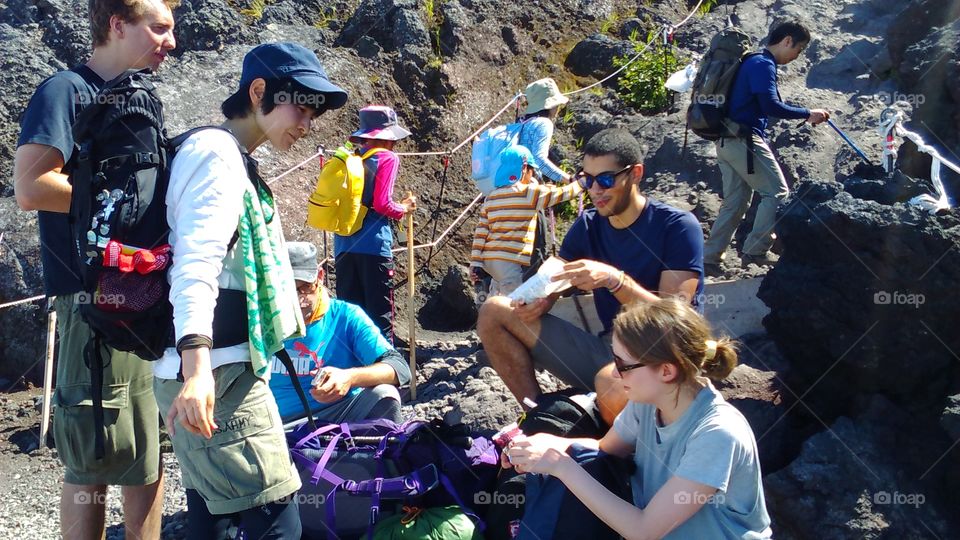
[334,105,417,342]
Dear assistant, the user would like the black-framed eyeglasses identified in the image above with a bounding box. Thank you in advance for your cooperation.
[296,280,318,297]
[613,353,646,374]
[574,165,634,190]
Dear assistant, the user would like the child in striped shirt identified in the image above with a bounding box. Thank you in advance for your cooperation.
[471,144,582,295]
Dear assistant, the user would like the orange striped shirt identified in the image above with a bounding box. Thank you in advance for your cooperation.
[471,180,582,265]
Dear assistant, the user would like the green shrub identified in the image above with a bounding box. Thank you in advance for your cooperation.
[423,0,445,68]
[240,0,266,19]
[613,31,686,113]
[698,0,719,15]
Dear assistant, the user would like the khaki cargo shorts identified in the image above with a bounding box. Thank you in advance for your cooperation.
[51,295,160,486]
[530,314,613,391]
[155,362,301,514]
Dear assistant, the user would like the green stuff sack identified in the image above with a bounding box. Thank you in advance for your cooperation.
[373,506,484,540]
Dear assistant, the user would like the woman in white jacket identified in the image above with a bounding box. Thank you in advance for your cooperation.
[155,43,348,539]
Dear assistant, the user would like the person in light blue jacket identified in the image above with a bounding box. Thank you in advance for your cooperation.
[518,78,573,184]
[515,78,574,275]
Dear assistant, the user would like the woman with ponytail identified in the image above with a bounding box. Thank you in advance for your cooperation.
[503,298,772,539]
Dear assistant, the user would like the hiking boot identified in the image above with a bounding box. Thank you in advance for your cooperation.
[741,252,780,268]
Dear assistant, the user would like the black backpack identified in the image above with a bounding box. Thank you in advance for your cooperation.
[69,68,176,360]
[485,389,613,540]
[686,28,755,141]
[69,69,260,359]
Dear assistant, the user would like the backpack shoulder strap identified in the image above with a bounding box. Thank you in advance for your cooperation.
[276,348,319,432]
[360,146,386,160]
[169,125,235,151]
[169,126,249,250]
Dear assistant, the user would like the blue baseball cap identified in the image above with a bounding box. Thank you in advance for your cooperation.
[494,145,540,188]
[231,42,348,111]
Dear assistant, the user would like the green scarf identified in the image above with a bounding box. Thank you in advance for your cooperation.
[237,176,305,377]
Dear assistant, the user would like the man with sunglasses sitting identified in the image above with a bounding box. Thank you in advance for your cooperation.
[477,128,704,425]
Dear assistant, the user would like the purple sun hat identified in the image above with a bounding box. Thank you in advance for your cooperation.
[350,105,412,141]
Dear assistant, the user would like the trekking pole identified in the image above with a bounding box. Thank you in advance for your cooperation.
[406,192,417,400]
[826,119,874,166]
[40,296,57,445]
[322,232,330,289]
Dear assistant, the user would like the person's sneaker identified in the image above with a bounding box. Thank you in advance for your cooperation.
[741,252,780,268]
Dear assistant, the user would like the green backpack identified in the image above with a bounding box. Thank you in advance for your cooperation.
[373,506,483,540]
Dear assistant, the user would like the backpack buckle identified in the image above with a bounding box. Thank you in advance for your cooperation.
[78,142,92,162]
[344,435,357,451]
[369,505,380,525]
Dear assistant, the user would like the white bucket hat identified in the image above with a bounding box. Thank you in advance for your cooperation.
[524,78,569,115]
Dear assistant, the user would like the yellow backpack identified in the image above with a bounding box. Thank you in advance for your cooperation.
[307,145,384,236]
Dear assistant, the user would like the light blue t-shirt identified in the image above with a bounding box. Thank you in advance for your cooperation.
[268,298,391,419]
[613,381,772,539]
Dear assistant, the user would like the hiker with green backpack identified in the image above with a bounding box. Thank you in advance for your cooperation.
[333,106,417,343]
[156,42,348,538]
[13,0,177,537]
[691,21,830,274]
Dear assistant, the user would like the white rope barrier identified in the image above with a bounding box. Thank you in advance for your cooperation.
[266,148,325,186]
[877,108,954,212]
[0,294,46,310]
[391,193,484,254]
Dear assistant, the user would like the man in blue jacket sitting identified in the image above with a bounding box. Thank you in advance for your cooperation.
[703,20,831,272]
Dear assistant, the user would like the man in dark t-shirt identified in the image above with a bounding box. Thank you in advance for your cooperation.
[13,0,177,537]
[477,128,704,424]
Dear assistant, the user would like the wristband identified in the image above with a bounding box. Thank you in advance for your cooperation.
[607,270,626,293]
[176,334,213,355]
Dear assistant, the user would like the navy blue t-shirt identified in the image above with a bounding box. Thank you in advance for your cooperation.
[727,50,809,138]
[558,199,704,332]
[17,65,105,296]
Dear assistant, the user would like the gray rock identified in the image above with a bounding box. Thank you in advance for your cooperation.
[758,180,960,418]
[171,0,256,54]
[0,197,45,382]
[354,35,382,58]
[0,23,64,193]
[439,0,469,55]
[716,333,799,472]
[564,33,632,80]
[842,168,936,205]
[764,396,952,539]
[418,266,477,331]
[941,394,960,443]
[32,0,90,67]
[619,18,644,39]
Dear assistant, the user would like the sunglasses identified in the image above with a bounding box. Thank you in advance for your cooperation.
[613,353,646,374]
[574,165,634,190]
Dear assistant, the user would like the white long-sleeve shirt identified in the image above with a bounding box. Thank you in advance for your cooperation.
[154,128,250,379]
